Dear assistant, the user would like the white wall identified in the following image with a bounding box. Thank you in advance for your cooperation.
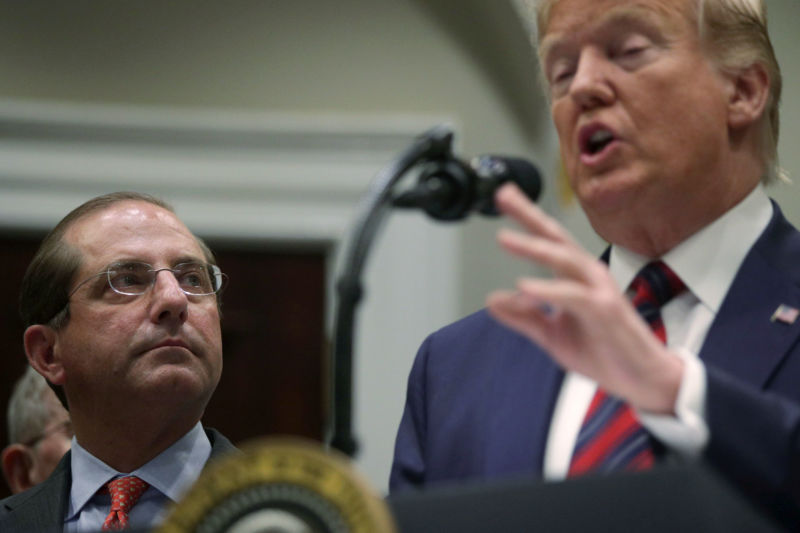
[766,0,800,223]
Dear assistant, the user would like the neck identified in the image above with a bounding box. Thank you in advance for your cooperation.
[71,409,201,473]
[588,160,762,258]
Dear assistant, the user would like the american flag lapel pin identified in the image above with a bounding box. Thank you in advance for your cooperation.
[771,304,800,325]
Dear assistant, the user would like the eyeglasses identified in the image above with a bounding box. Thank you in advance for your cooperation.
[69,260,227,298]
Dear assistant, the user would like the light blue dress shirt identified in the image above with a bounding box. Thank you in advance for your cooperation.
[64,422,212,533]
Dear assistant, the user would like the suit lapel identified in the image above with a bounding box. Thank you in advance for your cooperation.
[33,452,72,530]
[525,351,564,475]
[700,204,800,388]
[205,427,237,460]
[483,331,564,478]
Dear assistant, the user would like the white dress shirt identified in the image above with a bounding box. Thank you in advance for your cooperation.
[543,185,773,480]
[64,422,212,532]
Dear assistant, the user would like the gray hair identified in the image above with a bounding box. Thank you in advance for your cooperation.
[6,366,58,446]
[531,0,784,183]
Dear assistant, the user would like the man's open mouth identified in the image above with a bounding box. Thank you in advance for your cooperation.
[585,129,615,155]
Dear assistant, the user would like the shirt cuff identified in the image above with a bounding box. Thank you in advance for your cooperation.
[636,348,709,458]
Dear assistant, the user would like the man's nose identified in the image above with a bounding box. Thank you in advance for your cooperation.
[569,48,615,109]
[150,269,188,323]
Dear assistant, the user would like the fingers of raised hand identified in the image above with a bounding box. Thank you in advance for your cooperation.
[515,276,622,319]
[494,183,575,246]
[486,289,556,341]
[497,228,607,285]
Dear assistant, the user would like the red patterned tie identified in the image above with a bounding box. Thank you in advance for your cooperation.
[101,476,150,531]
[568,261,686,476]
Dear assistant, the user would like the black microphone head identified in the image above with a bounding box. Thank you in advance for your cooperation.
[393,158,476,221]
[391,153,542,221]
[499,157,542,202]
[471,155,542,216]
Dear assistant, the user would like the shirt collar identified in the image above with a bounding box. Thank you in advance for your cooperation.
[67,422,211,520]
[609,184,773,313]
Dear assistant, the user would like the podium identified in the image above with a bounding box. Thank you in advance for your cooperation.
[11,465,796,532]
[387,465,795,532]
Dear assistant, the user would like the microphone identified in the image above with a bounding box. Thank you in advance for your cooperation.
[392,154,542,221]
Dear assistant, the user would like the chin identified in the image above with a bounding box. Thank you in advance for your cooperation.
[574,171,647,212]
[146,364,213,398]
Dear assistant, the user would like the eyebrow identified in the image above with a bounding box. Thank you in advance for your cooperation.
[539,5,671,64]
[107,255,207,268]
[172,255,206,266]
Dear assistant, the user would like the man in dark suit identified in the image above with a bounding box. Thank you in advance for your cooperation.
[392,0,800,513]
[0,192,236,532]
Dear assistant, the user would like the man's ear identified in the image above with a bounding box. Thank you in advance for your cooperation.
[24,325,65,386]
[726,62,770,130]
[1,445,35,494]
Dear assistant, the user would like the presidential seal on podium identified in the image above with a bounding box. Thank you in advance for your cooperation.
[156,438,396,533]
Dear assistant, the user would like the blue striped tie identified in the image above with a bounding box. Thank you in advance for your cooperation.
[568,261,686,476]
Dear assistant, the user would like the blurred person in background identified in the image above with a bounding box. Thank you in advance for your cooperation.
[2,365,72,494]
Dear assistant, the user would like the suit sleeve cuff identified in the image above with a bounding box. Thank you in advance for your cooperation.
[637,348,710,458]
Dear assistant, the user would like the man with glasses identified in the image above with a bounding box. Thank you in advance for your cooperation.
[2,366,72,495]
[0,192,235,532]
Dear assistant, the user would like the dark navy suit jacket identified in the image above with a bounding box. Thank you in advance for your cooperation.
[0,427,236,533]
[391,202,800,507]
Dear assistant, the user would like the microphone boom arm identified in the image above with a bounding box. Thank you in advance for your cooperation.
[328,125,455,457]
[328,125,542,457]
